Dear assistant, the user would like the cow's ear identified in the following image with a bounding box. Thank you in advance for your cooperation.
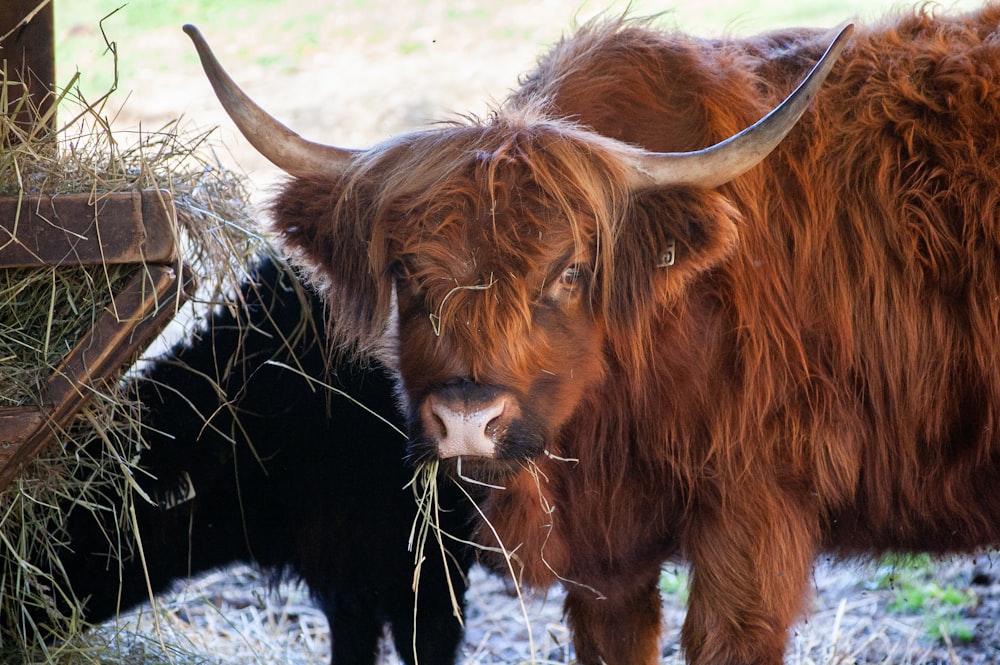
[269,176,392,354]
[606,187,739,327]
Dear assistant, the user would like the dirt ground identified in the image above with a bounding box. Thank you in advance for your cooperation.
[53,0,1000,663]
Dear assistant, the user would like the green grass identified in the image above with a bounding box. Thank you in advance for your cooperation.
[445,7,492,22]
[660,566,690,603]
[874,553,979,645]
[58,0,283,32]
[54,0,288,102]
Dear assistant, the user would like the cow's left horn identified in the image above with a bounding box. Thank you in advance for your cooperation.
[183,24,359,178]
[629,23,854,190]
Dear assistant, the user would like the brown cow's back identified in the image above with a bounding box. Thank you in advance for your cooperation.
[503,6,1000,661]
[511,5,1000,550]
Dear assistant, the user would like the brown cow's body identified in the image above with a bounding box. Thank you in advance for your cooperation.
[190,5,1000,664]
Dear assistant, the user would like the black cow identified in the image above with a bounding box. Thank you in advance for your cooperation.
[34,256,473,665]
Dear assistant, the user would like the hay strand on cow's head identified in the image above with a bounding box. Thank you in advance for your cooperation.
[0,51,267,662]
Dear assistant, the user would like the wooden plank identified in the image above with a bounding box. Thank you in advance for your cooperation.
[0,191,178,268]
[0,407,44,469]
[0,263,196,489]
[1,0,56,135]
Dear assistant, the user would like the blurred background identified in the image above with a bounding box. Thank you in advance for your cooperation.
[54,0,979,199]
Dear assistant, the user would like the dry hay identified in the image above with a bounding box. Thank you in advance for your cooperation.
[0,49,269,663]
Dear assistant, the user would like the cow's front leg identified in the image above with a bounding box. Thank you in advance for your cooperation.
[681,490,819,665]
[564,567,663,665]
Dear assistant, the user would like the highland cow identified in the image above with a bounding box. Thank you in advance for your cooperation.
[186,5,1000,664]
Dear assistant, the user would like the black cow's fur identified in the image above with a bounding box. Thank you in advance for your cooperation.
[44,256,472,665]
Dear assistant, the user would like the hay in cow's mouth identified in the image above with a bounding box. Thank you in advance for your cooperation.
[409,459,547,659]
[409,460,467,622]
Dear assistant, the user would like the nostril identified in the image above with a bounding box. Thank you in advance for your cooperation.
[431,410,447,439]
[421,396,448,440]
[483,399,506,438]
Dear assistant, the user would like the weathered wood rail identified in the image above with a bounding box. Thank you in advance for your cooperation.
[1,2,196,489]
[0,191,194,488]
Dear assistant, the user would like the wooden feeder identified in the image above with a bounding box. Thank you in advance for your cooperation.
[0,1,194,489]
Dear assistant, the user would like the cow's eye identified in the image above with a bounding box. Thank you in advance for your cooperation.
[546,263,590,302]
[560,265,583,287]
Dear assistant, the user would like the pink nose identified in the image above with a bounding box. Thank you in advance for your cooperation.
[422,394,506,459]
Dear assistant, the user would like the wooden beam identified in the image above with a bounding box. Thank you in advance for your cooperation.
[1,0,56,134]
[0,407,45,468]
[0,191,178,268]
[0,263,196,489]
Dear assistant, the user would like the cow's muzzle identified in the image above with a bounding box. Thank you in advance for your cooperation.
[408,379,548,468]
[418,381,514,459]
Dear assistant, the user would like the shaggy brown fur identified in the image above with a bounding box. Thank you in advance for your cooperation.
[267,5,1000,664]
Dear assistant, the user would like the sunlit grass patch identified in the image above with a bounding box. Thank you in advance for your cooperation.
[872,553,979,646]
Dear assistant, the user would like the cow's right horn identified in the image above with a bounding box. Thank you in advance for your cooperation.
[628,23,854,190]
[183,24,359,178]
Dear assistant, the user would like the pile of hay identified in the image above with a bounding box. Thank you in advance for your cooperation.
[0,61,269,663]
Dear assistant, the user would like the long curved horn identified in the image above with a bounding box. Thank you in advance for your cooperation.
[183,24,359,178]
[628,23,854,190]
